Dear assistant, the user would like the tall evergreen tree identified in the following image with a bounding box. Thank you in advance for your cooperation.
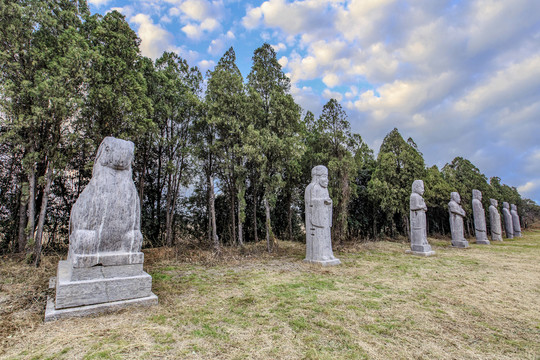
[247,43,302,251]
[206,47,248,247]
[368,128,425,237]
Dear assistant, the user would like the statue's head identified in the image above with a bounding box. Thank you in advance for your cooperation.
[511,204,517,211]
[412,180,424,195]
[451,192,461,204]
[311,165,329,188]
[472,189,482,201]
[503,202,509,209]
[95,137,134,172]
[490,198,498,207]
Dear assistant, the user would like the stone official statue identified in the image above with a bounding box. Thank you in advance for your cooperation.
[304,165,340,266]
[472,189,490,244]
[448,192,468,248]
[502,202,514,239]
[510,204,522,237]
[408,180,434,256]
[489,199,503,241]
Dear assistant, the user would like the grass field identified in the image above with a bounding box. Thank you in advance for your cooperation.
[1,230,540,360]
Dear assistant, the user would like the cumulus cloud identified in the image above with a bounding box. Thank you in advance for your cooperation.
[89,0,111,6]
[207,31,235,56]
[271,42,286,52]
[198,59,216,72]
[242,0,338,37]
[170,0,224,38]
[322,89,343,102]
[131,14,175,59]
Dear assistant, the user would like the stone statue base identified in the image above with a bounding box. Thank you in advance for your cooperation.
[405,249,435,257]
[475,239,490,245]
[303,258,341,266]
[451,239,469,248]
[45,260,157,322]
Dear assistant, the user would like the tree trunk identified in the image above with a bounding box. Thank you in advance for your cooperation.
[253,184,258,242]
[372,209,377,239]
[26,163,36,259]
[338,169,350,244]
[34,162,53,267]
[286,190,293,240]
[156,145,163,244]
[208,175,219,252]
[238,208,244,247]
[237,182,245,247]
[18,184,28,253]
[404,214,410,242]
[264,196,272,252]
[229,190,236,246]
[165,173,173,247]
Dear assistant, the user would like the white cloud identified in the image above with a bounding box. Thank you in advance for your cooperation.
[108,6,134,17]
[242,0,338,36]
[278,56,288,68]
[89,0,111,6]
[455,54,540,116]
[271,42,287,52]
[518,179,540,201]
[246,0,540,201]
[242,6,263,29]
[322,89,343,102]
[198,59,216,72]
[335,0,397,44]
[322,73,340,88]
[131,14,174,60]
[207,30,235,56]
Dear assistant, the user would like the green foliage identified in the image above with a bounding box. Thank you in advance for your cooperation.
[368,128,425,236]
[1,3,538,255]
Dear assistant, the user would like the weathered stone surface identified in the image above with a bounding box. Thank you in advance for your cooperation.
[47,137,157,321]
[511,204,522,237]
[502,202,514,239]
[68,137,143,268]
[489,199,503,241]
[472,189,490,245]
[449,192,469,248]
[408,180,434,256]
[54,261,153,309]
[304,165,340,266]
[45,293,158,322]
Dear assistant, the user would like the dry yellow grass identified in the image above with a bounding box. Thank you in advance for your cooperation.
[1,230,540,359]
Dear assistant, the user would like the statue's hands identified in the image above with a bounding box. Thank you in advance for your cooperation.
[325,199,332,205]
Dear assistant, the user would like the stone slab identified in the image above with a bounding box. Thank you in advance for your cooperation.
[70,263,144,281]
[45,293,158,322]
[411,244,433,253]
[451,240,469,248]
[406,250,436,257]
[475,240,490,245]
[303,258,341,266]
[70,252,144,268]
[55,260,153,309]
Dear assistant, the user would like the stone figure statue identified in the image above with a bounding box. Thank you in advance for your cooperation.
[68,137,144,267]
[304,165,340,266]
[489,199,503,241]
[448,192,468,248]
[45,137,157,321]
[407,180,435,256]
[502,202,514,239]
[472,189,490,245]
[511,204,522,237]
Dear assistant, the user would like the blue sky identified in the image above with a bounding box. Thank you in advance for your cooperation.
[88,0,540,203]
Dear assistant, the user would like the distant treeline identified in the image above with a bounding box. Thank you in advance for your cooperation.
[1,1,539,262]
